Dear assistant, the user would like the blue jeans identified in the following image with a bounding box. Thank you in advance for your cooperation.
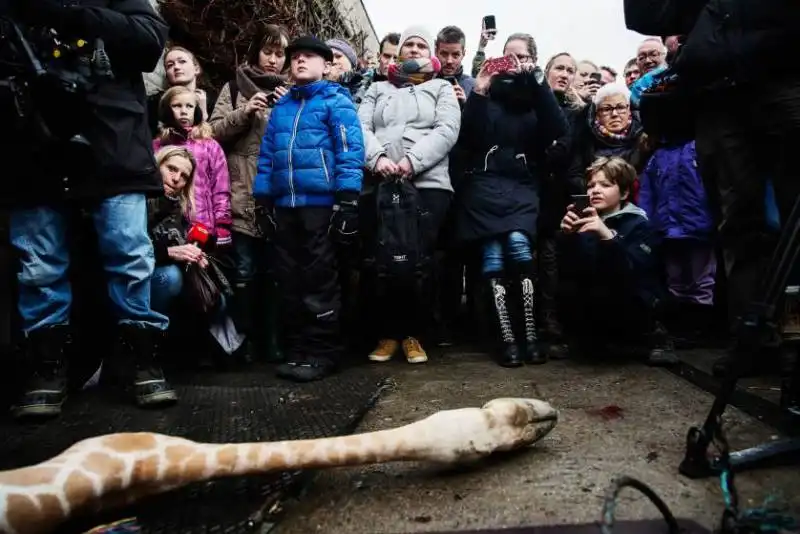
[10,194,169,333]
[482,231,533,275]
[151,265,183,314]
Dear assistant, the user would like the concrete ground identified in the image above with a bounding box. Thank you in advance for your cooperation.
[276,350,800,534]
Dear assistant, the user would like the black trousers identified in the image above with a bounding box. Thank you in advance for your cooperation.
[558,278,656,348]
[273,207,341,361]
[537,235,562,338]
[436,244,481,331]
[695,79,800,328]
[360,189,452,341]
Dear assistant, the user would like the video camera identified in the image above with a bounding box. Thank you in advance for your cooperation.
[0,14,113,147]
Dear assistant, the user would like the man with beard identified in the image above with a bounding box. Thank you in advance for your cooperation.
[435,25,476,105]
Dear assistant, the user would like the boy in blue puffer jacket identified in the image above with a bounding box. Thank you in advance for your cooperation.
[253,36,365,382]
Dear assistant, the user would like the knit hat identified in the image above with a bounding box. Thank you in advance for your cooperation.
[399,25,435,53]
[286,35,334,62]
[326,39,358,70]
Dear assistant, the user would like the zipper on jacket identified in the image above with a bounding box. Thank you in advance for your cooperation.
[339,124,349,152]
[320,148,331,184]
[287,98,306,207]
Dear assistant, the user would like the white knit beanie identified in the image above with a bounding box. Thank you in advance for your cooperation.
[399,25,435,52]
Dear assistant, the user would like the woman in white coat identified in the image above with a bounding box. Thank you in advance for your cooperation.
[358,25,462,365]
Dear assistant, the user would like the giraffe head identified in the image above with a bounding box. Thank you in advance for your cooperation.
[481,398,559,450]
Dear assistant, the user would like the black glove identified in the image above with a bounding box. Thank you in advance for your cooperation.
[330,191,359,245]
[254,198,277,241]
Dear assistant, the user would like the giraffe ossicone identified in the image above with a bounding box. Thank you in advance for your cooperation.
[0,397,558,534]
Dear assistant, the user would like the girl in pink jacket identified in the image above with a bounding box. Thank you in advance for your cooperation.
[154,86,232,246]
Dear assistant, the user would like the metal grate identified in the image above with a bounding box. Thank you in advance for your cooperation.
[0,368,388,534]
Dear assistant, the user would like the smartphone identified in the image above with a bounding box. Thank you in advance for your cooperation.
[482,15,497,38]
[588,72,602,82]
[571,194,591,214]
[483,55,516,76]
[445,77,459,86]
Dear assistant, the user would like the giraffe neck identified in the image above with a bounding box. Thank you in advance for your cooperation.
[0,400,543,534]
[168,426,426,487]
[0,425,426,534]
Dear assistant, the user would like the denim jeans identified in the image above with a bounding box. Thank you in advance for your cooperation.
[151,264,183,314]
[10,194,169,334]
[482,231,533,275]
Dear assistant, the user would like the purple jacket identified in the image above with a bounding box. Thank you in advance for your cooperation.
[153,137,232,245]
[639,141,713,240]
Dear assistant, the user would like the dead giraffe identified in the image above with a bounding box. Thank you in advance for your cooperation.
[0,397,558,534]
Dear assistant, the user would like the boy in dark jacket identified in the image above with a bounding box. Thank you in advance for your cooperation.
[557,156,677,366]
[253,36,365,382]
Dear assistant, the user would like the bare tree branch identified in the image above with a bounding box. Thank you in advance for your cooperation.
[157,0,370,89]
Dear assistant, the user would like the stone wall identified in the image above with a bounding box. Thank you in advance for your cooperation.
[335,0,379,54]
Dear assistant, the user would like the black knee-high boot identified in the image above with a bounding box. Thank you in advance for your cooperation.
[513,262,546,364]
[487,276,523,368]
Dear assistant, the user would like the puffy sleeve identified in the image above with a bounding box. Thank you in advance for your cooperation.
[329,94,365,194]
[357,82,387,172]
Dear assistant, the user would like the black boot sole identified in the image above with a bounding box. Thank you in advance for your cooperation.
[11,399,66,420]
[136,390,178,408]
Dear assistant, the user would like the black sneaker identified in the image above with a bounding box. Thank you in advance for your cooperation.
[434,321,458,348]
[436,327,456,348]
[116,325,177,408]
[12,381,67,420]
[276,355,335,382]
[645,322,679,366]
[11,325,70,420]
[133,366,178,407]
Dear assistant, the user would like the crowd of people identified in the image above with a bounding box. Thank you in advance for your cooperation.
[146,25,717,377]
[6,0,793,422]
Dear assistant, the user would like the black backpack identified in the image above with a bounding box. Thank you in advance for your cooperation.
[367,179,432,284]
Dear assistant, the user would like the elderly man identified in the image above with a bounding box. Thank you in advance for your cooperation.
[636,37,667,75]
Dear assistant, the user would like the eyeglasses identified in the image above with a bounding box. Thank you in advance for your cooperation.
[597,104,629,115]
[637,49,664,62]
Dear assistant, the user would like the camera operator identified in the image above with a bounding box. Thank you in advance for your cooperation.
[0,0,174,419]
[624,0,800,376]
